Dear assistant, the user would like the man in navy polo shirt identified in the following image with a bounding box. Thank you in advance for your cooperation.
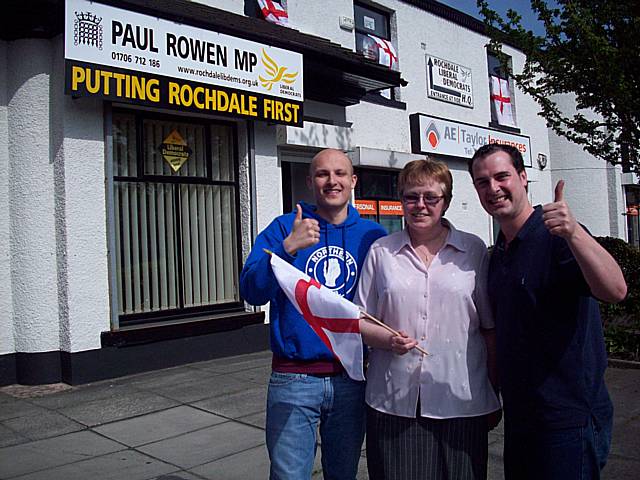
[468,144,627,479]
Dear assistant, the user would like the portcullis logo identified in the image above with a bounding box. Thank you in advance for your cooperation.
[74,11,103,50]
[425,121,440,149]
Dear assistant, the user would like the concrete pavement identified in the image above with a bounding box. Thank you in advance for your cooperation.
[0,350,638,479]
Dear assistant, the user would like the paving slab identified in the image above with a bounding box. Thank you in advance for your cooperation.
[487,432,504,458]
[193,352,272,374]
[189,444,269,480]
[94,406,227,447]
[192,387,266,420]
[603,455,640,479]
[0,430,124,478]
[609,418,640,459]
[0,423,29,448]
[236,411,266,430]
[487,452,505,480]
[0,391,17,403]
[155,472,206,480]
[138,421,264,470]
[0,400,45,422]
[27,383,134,411]
[152,374,248,404]
[1,408,85,441]
[59,390,180,427]
[354,452,369,480]
[606,368,640,422]
[228,365,271,385]
[9,449,177,480]
[120,366,217,391]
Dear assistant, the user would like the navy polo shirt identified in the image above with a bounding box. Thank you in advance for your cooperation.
[488,206,612,430]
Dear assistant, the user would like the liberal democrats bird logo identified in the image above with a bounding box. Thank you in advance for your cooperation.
[259,49,299,91]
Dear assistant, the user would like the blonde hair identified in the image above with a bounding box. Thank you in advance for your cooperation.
[398,158,453,204]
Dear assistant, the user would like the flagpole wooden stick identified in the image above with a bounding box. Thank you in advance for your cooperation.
[361,311,429,356]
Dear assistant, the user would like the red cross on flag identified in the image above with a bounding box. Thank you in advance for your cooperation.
[257,0,289,27]
[490,75,516,127]
[268,250,365,381]
[368,34,398,69]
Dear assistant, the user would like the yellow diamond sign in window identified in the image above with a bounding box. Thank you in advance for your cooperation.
[160,130,192,173]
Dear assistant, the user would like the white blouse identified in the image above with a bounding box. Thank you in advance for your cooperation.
[355,223,500,419]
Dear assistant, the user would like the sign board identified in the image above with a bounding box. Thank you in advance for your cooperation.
[354,200,378,216]
[378,201,403,216]
[64,0,304,126]
[426,55,473,108]
[409,113,532,167]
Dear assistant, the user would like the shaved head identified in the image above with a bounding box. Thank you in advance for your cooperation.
[309,149,353,176]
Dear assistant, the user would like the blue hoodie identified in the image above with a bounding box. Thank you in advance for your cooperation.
[240,201,386,361]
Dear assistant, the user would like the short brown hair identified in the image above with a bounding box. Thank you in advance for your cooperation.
[398,158,453,204]
[468,144,525,178]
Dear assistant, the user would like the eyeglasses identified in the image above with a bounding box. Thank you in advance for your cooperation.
[401,193,444,206]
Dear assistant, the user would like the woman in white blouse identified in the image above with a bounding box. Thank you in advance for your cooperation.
[357,159,500,480]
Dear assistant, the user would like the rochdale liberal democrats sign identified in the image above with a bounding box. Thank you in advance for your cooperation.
[64,0,304,126]
[409,113,532,167]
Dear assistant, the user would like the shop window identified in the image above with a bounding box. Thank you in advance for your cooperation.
[354,167,404,234]
[488,52,518,129]
[111,112,241,326]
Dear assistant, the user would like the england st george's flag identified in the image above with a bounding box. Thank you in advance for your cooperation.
[268,250,364,381]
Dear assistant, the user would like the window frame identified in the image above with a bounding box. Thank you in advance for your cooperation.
[353,2,398,102]
[487,50,520,133]
[110,108,245,327]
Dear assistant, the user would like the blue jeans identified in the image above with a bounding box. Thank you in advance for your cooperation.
[266,371,366,480]
[504,414,612,480]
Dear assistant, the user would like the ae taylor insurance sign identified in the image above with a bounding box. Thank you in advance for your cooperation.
[64,0,304,126]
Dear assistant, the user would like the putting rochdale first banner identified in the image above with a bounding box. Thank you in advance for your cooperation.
[64,0,304,126]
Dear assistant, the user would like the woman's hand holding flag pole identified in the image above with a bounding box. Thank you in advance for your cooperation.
[360,311,429,356]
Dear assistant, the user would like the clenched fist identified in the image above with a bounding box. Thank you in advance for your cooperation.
[283,204,321,255]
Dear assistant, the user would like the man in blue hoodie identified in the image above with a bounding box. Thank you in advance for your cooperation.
[240,148,386,480]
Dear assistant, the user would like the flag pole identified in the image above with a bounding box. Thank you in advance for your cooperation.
[361,311,430,356]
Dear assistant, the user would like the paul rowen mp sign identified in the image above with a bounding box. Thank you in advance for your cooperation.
[64,0,304,126]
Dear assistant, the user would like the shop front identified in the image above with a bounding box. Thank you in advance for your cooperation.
[0,0,402,385]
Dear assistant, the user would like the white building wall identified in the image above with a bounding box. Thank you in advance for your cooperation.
[196,0,245,15]
[50,37,111,352]
[0,40,14,356]
[254,123,282,232]
[8,39,60,353]
[293,0,552,243]
[288,0,355,49]
[3,38,112,356]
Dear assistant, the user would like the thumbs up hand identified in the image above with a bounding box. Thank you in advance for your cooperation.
[283,204,321,255]
[542,180,577,239]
